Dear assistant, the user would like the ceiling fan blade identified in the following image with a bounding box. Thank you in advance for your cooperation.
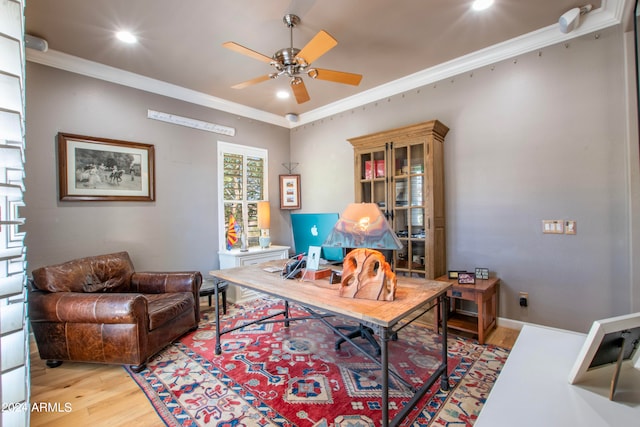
[291,79,310,104]
[311,68,362,86]
[296,30,337,65]
[222,41,273,63]
[232,74,271,89]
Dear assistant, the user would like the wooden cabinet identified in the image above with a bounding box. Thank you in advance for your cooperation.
[348,120,449,279]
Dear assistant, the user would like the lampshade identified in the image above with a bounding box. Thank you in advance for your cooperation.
[257,201,271,229]
[322,203,403,250]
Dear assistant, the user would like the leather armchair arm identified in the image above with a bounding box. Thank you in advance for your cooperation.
[29,290,147,324]
[130,271,202,295]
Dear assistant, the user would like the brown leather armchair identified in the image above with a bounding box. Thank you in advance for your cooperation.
[28,251,202,372]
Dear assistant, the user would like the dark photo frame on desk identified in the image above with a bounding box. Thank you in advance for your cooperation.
[448,270,465,279]
[458,272,476,284]
[475,268,489,280]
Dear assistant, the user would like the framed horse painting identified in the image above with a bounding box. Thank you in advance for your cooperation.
[57,133,155,202]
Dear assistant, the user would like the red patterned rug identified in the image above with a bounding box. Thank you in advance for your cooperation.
[126,297,509,426]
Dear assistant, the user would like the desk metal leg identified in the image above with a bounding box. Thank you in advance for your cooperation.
[284,300,290,327]
[214,279,223,355]
[381,327,390,427]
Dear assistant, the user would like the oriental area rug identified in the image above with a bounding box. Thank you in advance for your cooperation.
[126,297,509,426]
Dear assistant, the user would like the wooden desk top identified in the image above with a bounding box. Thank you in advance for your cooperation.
[210,261,452,328]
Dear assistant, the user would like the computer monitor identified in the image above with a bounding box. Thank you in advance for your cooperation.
[291,213,343,263]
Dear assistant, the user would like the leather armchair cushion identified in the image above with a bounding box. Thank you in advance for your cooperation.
[146,293,195,330]
[31,251,135,293]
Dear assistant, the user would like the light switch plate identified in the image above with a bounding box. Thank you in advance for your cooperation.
[542,220,564,234]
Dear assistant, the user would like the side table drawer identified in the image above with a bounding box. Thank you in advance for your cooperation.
[448,288,476,300]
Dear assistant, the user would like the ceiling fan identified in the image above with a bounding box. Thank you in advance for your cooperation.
[223,14,363,104]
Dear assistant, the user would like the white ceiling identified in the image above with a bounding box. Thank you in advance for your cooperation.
[25,0,631,127]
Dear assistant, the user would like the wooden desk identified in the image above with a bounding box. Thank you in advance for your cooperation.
[210,261,452,427]
[435,275,499,344]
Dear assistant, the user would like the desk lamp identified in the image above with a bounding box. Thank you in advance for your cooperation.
[257,201,271,248]
[323,203,402,301]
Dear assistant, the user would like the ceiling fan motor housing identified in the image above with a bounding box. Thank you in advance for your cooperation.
[273,48,301,67]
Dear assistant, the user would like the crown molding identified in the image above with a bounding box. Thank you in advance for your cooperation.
[25,49,290,128]
[295,0,626,126]
[26,0,626,130]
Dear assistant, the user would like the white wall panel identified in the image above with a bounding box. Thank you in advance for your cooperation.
[0,1,28,426]
[0,0,21,40]
[0,301,22,333]
[0,111,22,141]
[0,73,21,112]
[1,330,24,370]
[0,36,20,76]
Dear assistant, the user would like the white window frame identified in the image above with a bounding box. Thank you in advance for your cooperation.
[217,141,268,251]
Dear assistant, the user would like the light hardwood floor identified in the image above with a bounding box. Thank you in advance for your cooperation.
[29,299,520,426]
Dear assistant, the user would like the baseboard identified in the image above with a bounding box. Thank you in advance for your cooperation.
[496,317,527,331]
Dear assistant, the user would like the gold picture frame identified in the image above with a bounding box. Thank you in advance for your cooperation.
[279,174,301,210]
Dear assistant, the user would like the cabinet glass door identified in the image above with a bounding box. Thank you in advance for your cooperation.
[392,143,426,276]
[358,149,387,212]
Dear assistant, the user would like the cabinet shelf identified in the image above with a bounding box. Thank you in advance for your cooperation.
[446,312,479,334]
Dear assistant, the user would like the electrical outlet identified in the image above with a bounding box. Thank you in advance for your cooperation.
[565,220,577,235]
[519,291,528,307]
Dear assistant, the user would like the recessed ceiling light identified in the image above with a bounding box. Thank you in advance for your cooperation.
[276,90,290,99]
[116,31,137,44]
[472,0,494,11]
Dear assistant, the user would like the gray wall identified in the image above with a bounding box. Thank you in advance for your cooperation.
[24,63,290,274]
[24,25,639,333]
[290,26,639,333]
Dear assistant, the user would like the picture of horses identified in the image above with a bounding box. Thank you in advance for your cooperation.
[74,148,142,191]
[57,133,155,202]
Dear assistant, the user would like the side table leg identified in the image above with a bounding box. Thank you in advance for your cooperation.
[478,293,488,344]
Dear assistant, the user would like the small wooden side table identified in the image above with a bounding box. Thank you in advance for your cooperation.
[435,275,500,344]
[200,280,228,314]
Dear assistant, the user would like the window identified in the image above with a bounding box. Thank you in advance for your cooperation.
[217,141,268,250]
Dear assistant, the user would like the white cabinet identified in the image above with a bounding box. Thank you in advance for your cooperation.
[218,245,290,302]
[475,325,640,427]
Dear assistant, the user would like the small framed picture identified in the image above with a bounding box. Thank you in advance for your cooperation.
[279,174,301,210]
[475,268,489,280]
[458,272,476,284]
[448,270,465,279]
